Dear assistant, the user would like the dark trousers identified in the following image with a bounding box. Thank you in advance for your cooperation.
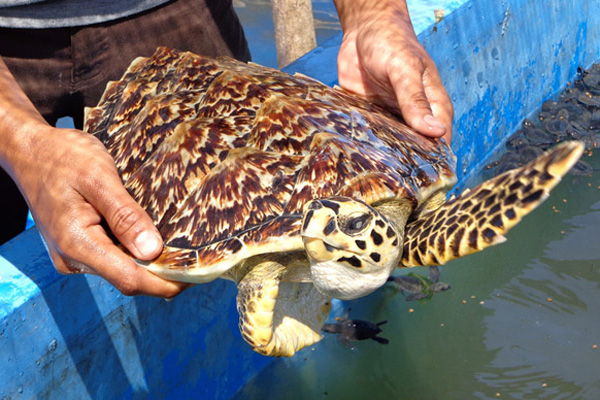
[0,0,250,244]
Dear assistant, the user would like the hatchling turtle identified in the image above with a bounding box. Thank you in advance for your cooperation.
[84,47,584,357]
[322,314,389,347]
[387,265,450,301]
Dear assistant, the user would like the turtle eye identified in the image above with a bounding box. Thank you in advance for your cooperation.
[342,213,372,235]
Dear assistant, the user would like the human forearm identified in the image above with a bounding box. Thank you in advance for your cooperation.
[333,0,411,32]
[0,56,52,180]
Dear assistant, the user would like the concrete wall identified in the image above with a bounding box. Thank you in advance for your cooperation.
[1,0,599,398]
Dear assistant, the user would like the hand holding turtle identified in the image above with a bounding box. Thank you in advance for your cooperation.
[0,59,186,298]
[22,127,188,298]
[334,0,454,142]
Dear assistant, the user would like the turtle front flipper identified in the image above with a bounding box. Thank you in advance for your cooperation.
[401,141,584,267]
[236,260,332,357]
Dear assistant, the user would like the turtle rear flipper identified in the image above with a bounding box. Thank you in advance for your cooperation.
[401,141,584,267]
[371,336,389,345]
[237,260,331,357]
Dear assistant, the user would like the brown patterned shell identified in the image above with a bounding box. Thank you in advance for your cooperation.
[83,47,457,277]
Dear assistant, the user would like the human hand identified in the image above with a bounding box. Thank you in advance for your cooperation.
[334,1,454,142]
[15,125,187,298]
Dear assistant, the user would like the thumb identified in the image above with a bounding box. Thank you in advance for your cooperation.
[88,174,163,260]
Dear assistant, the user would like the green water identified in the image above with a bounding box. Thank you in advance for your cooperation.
[232,152,600,400]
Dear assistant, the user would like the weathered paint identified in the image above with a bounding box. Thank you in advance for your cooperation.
[0,230,267,399]
[1,0,599,398]
[424,0,600,184]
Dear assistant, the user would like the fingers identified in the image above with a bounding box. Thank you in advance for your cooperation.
[69,148,185,297]
[85,240,188,298]
[46,222,188,298]
[393,78,446,137]
[336,11,454,143]
[420,65,454,142]
[80,160,164,261]
[20,128,184,298]
[336,35,366,96]
[388,57,453,141]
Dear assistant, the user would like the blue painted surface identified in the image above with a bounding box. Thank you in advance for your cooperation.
[1,0,600,398]
[0,230,269,399]
[423,0,600,184]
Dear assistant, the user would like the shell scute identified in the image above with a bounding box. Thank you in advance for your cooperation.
[125,114,254,226]
[160,147,304,249]
[108,91,201,180]
[197,70,313,119]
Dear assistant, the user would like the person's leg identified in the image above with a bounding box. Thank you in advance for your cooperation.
[0,27,72,124]
[0,168,29,244]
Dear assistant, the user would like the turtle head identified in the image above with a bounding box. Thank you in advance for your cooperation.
[301,196,402,300]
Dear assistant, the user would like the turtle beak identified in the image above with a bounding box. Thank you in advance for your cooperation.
[302,200,350,261]
[302,200,337,260]
[303,237,339,262]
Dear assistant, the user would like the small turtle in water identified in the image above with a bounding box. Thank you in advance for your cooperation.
[322,314,389,347]
[387,265,450,301]
[543,119,569,142]
[84,47,584,357]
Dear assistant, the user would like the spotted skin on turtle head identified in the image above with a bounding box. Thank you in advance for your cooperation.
[301,196,401,300]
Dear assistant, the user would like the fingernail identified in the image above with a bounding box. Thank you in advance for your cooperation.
[134,230,162,258]
[423,114,446,131]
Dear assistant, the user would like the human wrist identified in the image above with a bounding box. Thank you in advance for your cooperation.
[0,109,52,178]
[333,0,411,33]
[0,111,56,211]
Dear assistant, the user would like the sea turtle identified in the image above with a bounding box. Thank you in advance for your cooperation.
[387,265,450,301]
[322,314,389,347]
[84,47,584,357]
